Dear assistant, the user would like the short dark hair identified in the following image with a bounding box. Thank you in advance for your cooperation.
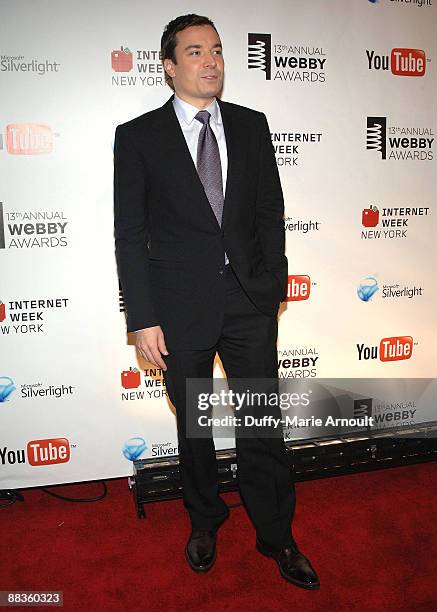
[161,14,219,88]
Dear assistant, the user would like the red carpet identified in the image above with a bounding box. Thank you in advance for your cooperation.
[2,462,436,611]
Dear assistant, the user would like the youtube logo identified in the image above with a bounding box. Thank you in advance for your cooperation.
[357,336,414,362]
[391,49,426,77]
[379,336,413,362]
[5,123,53,155]
[286,275,311,301]
[27,438,70,466]
[367,48,427,77]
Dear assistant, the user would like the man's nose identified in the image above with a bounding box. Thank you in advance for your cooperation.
[204,52,217,67]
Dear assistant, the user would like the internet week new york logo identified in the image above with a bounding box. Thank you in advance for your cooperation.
[271,127,322,168]
[0,297,69,335]
[360,204,431,240]
[120,367,166,401]
[247,33,326,83]
[110,45,166,87]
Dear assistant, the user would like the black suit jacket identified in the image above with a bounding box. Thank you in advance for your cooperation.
[114,95,288,349]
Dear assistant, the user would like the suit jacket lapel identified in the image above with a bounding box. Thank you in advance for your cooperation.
[218,99,247,231]
[160,96,221,231]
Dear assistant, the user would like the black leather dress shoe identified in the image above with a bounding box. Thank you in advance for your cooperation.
[256,537,320,590]
[185,530,217,572]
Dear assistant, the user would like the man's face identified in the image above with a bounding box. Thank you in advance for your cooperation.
[164,24,224,108]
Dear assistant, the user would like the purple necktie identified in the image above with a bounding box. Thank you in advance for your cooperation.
[195,110,224,227]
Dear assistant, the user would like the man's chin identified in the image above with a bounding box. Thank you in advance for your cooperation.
[200,84,223,99]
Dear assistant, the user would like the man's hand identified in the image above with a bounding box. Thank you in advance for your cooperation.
[135,326,169,371]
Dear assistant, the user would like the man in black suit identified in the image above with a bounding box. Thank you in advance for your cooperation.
[114,14,319,589]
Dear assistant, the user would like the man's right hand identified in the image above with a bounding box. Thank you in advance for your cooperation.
[135,326,169,371]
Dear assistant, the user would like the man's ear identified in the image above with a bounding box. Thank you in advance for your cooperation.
[163,58,176,79]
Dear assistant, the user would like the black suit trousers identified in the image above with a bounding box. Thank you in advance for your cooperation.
[162,264,295,549]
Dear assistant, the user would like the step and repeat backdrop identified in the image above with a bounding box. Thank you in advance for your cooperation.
[1,0,436,488]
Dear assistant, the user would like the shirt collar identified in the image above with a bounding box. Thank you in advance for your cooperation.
[173,93,222,127]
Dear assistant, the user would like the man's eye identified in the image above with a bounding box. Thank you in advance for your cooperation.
[190,51,200,56]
